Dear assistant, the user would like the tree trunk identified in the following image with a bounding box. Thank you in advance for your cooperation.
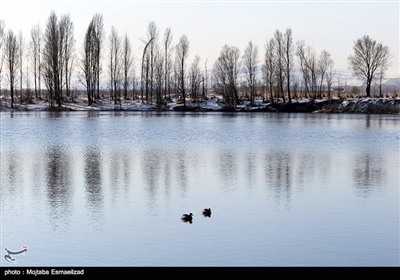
[366,78,372,97]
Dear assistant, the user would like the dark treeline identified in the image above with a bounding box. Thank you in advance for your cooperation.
[0,11,395,111]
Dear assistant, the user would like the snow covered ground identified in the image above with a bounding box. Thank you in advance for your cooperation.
[0,96,225,112]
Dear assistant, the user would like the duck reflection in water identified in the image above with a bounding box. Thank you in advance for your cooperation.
[202,208,211,217]
[181,213,193,224]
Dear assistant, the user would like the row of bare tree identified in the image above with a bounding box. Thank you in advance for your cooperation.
[212,29,333,108]
[0,11,393,110]
[0,12,75,108]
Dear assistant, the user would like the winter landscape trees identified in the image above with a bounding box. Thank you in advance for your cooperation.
[212,45,241,109]
[81,13,104,106]
[0,11,397,112]
[175,34,189,109]
[30,23,42,99]
[4,29,19,108]
[242,40,259,107]
[108,26,122,106]
[41,11,75,108]
[348,35,392,97]
[122,32,134,101]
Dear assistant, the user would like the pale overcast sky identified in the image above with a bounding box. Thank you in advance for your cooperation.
[1,0,399,78]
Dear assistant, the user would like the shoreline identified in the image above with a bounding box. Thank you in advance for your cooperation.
[1,96,399,114]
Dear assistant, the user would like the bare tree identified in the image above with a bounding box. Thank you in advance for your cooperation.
[325,59,335,100]
[163,27,173,100]
[348,35,392,97]
[283,28,294,103]
[108,26,122,106]
[202,59,208,100]
[374,52,392,97]
[189,55,201,104]
[242,40,259,106]
[4,29,19,108]
[274,29,286,102]
[18,31,24,105]
[81,13,104,105]
[172,61,178,99]
[334,71,343,96]
[42,10,63,108]
[92,14,104,100]
[296,40,318,99]
[375,66,386,97]
[145,21,159,103]
[25,50,32,102]
[60,14,75,98]
[81,19,96,105]
[30,23,41,98]
[212,45,240,109]
[175,34,189,108]
[262,37,276,103]
[317,50,334,98]
[140,36,154,103]
[58,17,66,100]
[122,32,133,100]
[296,40,310,97]
[153,49,164,111]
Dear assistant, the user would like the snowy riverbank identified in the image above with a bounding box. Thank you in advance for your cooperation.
[1,96,399,114]
[273,97,400,114]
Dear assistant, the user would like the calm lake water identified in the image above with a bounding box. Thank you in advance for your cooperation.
[1,111,399,267]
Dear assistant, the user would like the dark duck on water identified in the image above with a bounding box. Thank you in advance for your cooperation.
[181,213,193,223]
[202,208,211,217]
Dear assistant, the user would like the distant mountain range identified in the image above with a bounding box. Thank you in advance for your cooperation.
[382,77,400,85]
[247,66,399,87]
